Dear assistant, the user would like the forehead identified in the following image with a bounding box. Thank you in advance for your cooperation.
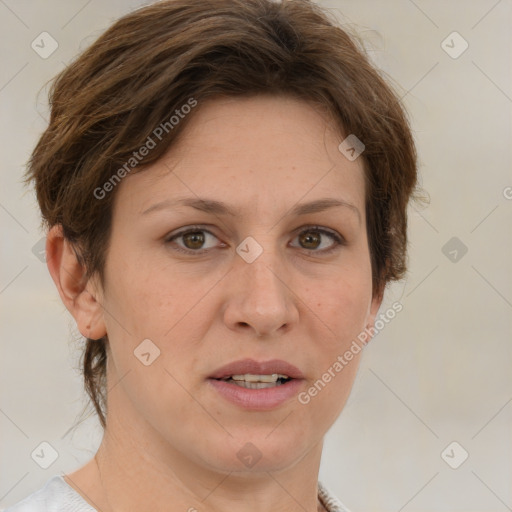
[115,94,366,220]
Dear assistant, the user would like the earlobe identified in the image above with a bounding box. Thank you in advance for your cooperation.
[363,289,384,344]
[370,289,384,319]
[45,225,107,340]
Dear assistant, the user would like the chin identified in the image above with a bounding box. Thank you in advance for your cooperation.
[195,426,315,475]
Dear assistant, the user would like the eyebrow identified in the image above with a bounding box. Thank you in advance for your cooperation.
[141,197,361,222]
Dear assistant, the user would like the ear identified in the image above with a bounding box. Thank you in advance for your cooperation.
[362,286,385,345]
[45,225,107,340]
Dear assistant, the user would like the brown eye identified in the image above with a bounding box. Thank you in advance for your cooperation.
[182,231,206,250]
[291,227,344,254]
[298,230,322,250]
[166,227,220,254]
[167,225,344,256]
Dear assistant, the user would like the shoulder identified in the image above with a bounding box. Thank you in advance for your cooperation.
[2,475,96,512]
[318,481,353,512]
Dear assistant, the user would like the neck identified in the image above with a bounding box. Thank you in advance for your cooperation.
[69,358,329,512]
[87,411,325,512]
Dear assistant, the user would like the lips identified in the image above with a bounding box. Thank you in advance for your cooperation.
[207,358,305,410]
[208,358,304,380]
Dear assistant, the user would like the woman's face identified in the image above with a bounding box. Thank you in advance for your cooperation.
[94,94,382,473]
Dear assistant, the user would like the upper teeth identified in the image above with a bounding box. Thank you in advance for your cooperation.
[227,373,289,383]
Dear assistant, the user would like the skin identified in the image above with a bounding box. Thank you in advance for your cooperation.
[47,94,383,512]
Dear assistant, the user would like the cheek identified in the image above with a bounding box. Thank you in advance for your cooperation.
[307,265,373,344]
[299,276,370,424]
[102,245,183,332]
[101,255,221,385]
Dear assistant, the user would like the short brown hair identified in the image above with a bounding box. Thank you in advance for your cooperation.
[26,0,420,428]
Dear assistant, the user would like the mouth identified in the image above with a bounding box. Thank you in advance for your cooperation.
[215,373,293,389]
[209,358,304,380]
[207,359,304,410]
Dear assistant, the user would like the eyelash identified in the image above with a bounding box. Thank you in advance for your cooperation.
[165,225,345,256]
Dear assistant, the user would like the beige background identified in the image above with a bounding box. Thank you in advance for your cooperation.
[1,1,511,511]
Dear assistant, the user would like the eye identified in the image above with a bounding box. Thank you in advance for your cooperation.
[165,225,345,255]
[166,226,221,254]
[290,226,345,254]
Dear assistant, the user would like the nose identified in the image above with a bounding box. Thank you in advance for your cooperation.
[222,246,299,338]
